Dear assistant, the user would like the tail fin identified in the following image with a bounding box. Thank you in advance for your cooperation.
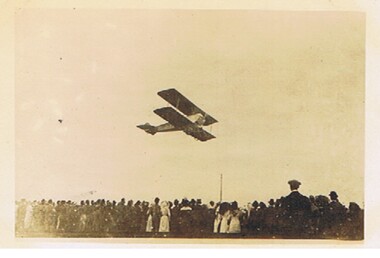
[137,123,157,135]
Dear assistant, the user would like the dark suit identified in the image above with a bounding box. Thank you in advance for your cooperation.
[283,191,311,213]
[327,200,347,234]
[282,191,312,236]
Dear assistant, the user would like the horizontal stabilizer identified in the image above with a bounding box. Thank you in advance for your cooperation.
[137,123,157,135]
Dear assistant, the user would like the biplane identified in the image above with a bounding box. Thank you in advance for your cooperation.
[137,88,218,142]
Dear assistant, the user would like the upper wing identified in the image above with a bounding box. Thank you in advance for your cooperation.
[154,107,216,142]
[157,88,218,126]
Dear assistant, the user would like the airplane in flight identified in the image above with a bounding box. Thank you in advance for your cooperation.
[137,88,218,142]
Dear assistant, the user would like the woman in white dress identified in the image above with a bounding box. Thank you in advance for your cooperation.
[159,201,170,233]
[228,201,242,234]
[145,203,153,232]
[219,202,231,233]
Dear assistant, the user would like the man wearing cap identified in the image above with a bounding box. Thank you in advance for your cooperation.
[327,191,347,236]
[328,191,346,216]
[283,180,311,212]
[282,180,312,236]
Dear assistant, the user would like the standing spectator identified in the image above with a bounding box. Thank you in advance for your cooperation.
[55,201,65,232]
[213,202,222,233]
[170,199,180,234]
[92,200,102,232]
[45,199,57,233]
[132,201,143,233]
[314,195,330,236]
[87,200,96,232]
[141,201,149,232]
[159,201,170,233]
[345,202,364,239]
[327,191,347,237]
[282,180,311,236]
[124,200,134,233]
[283,180,311,213]
[247,201,259,234]
[116,199,125,231]
[308,195,320,236]
[256,202,267,233]
[147,197,161,233]
[78,201,88,233]
[263,199,276,235]
[145,203,153,232]
[240,202,251,234]
[228,201,242,234]
[179,199,193,235]
[219,202,231,233]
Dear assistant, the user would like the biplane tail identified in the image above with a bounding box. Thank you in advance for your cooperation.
[137,123,157,135]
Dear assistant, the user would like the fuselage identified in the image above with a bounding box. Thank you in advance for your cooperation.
[137,114,205,134]
[156,113,204,132]
[138,113,205,135]
[156,122,179,132]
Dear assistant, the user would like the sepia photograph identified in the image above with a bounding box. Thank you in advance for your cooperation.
[12,8,365,242]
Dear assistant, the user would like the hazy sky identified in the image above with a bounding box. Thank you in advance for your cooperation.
[15,10,364,207]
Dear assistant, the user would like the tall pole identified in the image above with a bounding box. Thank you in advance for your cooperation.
[219,173,223,203]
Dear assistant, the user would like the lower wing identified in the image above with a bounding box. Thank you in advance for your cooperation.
[154,107,216,142]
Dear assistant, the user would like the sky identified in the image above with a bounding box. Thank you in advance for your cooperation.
[15,10,364,207]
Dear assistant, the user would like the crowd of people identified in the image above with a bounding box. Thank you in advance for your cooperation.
[15,180,364,239]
